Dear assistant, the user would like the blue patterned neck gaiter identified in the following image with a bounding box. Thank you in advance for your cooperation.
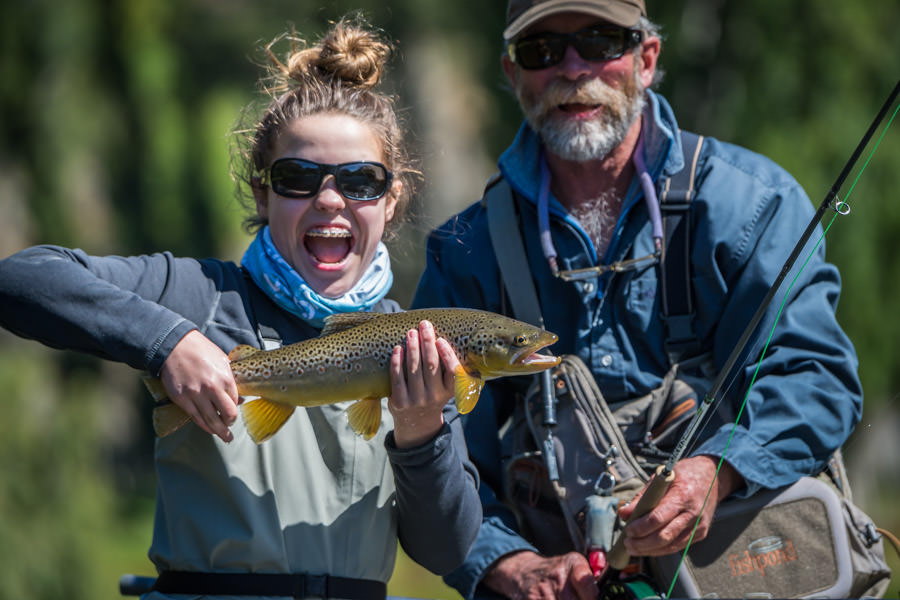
[241,226,393,328]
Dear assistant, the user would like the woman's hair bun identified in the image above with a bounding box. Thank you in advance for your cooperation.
[274,18,391,90]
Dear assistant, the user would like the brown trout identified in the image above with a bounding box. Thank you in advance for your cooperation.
[146,308,560,443]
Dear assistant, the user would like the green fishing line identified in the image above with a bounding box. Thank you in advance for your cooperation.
[664,98,899,600]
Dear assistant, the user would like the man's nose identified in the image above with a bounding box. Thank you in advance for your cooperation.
[557,43,592,79]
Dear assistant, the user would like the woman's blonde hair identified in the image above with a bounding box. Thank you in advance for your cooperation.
[233,15,419,235]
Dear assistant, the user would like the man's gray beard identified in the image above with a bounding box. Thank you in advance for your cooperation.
[518,71,646,162]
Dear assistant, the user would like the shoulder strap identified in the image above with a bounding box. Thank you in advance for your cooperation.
[241,267,283,350]
[484,177,545,328]
[658,130,705,363]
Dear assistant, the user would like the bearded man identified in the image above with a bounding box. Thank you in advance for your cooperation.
[411,1,862,598]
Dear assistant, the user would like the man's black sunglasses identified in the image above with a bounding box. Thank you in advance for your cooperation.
[259,158,393,201]
[508,26,643,70]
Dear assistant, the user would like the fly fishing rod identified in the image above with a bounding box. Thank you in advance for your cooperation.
[607,77,900,571]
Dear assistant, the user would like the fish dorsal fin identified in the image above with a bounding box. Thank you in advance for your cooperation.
[228,344,261,361]
[320,312,382,336]
[346,397,383,440]
[453,366,484,415]
[240,398,295,443]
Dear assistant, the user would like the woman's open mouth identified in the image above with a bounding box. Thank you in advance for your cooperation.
[304,227,352,265]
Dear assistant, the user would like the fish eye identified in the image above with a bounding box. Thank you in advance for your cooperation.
[514,335,528,346]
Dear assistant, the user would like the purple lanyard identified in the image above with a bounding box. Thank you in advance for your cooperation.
[537,124,664,280]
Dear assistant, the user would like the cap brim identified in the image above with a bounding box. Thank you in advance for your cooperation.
[504,0,643,40]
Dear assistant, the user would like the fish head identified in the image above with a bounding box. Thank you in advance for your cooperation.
[462,316,560,377]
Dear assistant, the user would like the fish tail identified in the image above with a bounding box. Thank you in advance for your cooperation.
[453,365,484,414]
[152,403,192,437]
[142,375,169,402]
[346,397,382,440]
[143,375,192,436]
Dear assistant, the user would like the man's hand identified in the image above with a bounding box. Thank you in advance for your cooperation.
[482,550,598,600]
[617,455,744,556]
[160,329,240,443]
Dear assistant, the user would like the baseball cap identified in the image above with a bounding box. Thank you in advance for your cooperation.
[504,0,647,40]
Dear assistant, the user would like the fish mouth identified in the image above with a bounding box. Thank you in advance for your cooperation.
[305,226,353,265]
[510,332,561,373]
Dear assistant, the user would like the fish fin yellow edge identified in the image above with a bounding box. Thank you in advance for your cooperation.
[152,403,192,437]
[241,398,295,443]
[454,366,484,414]
[346,397,382,440]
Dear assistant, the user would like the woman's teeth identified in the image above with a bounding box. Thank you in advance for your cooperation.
[305,228,351,264]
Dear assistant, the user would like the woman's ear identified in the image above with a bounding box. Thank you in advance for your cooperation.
[252,178,269,220]
[384,179,402,223]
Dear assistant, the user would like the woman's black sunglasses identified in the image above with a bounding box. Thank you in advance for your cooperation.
[259,158,393,201]
[508,26,643,70]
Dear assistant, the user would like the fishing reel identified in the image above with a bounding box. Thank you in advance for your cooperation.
[597,572,663,600]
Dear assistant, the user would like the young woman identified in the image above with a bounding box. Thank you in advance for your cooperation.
[0,18,480,599]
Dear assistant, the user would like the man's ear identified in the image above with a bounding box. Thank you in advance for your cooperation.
[502,52,517,89]
[637,36,661,89]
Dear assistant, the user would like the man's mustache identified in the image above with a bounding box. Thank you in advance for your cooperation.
[533,79,623,116]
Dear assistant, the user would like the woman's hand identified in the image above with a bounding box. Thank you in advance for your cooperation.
[388,320,461,448]
[159,330,240,443]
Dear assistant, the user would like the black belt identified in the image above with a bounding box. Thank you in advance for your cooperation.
[152,571,387,599]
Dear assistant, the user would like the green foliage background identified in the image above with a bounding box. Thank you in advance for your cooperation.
[0,0,898,598]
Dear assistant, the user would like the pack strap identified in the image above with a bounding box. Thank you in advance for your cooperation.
[659,131,705,363]
[484,176,545,328]
[242,266,284,350]
[151,571,387,599]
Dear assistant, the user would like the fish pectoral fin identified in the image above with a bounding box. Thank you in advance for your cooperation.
[346,397,382,440]
[152,403,192,437]
[228,344,261,361]
[320,312,383,336]
[240,398,295,443]
[454,366,484,415]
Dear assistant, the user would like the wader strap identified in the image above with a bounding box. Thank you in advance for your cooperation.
[152,571,387,599]
[241,266,284,350]
[484,177,545,328]
[659,131,705,364]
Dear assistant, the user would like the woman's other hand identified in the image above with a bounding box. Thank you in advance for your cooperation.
[160,330,240,443]
[388,320,460,448]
